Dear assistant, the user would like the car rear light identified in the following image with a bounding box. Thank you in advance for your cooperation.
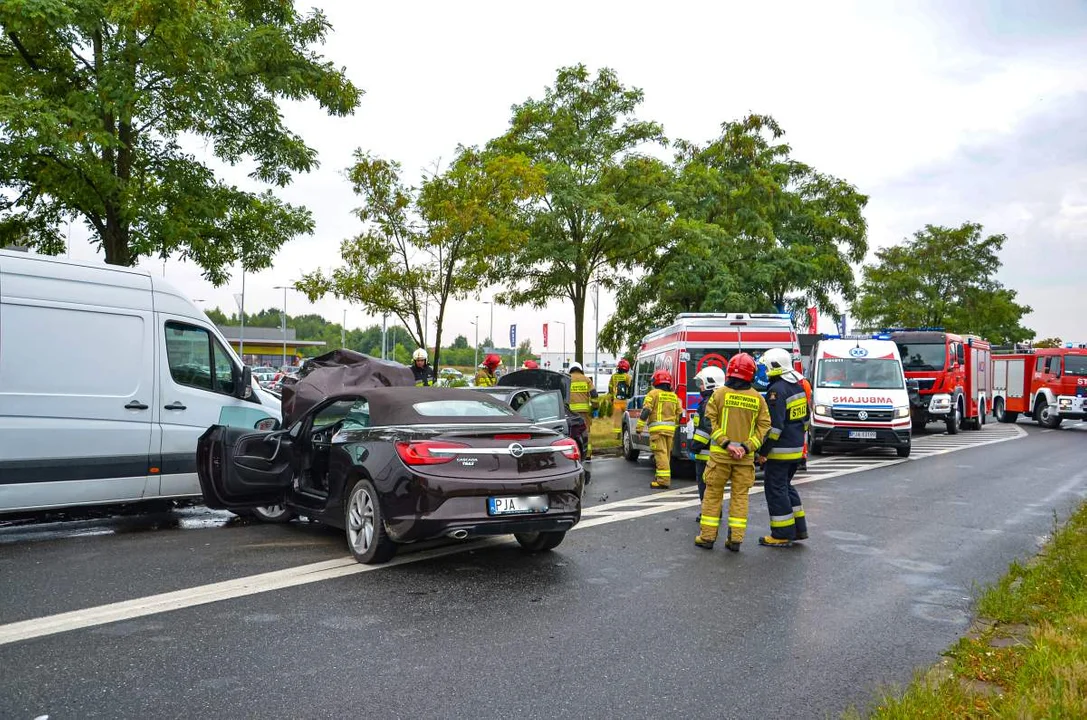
[395,440,467,466]
[551,437,580,461]
[494,434,532,441]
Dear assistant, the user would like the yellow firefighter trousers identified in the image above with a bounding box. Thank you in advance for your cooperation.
[578,412,593,459]
[612,399,628,437]
[650,432,672,486]
[698,461,756,543]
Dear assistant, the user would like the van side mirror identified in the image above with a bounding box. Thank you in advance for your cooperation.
[235,365,253,399]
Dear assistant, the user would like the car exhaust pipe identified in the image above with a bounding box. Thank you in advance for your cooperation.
[448,529,469,540]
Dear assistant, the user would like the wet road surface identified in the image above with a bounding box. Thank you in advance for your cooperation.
[1,421,1085,718]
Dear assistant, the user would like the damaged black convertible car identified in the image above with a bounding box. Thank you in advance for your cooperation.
[197,350,585,563]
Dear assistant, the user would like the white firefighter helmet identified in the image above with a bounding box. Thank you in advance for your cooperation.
[761,347,800,381]
[568,362,583,374]
[694,365,726,391]
[412,348,428,363]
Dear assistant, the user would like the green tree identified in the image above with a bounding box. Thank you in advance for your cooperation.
[851,222,1033,344]
[1033,337,1062,349]
[489,64,672,364]
[0,1,360,283]
[451,334,469,350]
[297,146,543,370]
[601,114,868,354]
[204,306,231,325]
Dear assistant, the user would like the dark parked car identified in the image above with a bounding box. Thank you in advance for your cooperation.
[197,387,585,564]
[469,384,591,483]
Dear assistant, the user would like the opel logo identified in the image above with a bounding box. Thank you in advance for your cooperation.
[858,410,869,420]
[508,443,525,458]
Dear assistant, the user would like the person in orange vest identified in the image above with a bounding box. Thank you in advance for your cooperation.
[695,353,771,551]
[567,362,598,459]
[474,354,500,386]
[637,369,680,489]
[609,358,633,439]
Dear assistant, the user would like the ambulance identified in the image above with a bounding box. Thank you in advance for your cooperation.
[808,336,913,457]
[621,313,802,468]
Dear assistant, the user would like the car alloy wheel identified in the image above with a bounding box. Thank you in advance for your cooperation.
[251,503,293,524]
[344,479,396,564]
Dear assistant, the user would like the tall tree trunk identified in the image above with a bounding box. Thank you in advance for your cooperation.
[572,284,586,364]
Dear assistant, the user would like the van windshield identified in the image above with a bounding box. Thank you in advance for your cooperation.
[896,343,946,371]
[816,358,905,389]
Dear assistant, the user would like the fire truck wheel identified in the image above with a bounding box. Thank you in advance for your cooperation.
[622,427,640,462]
[945,403,960,435]
[994,398,1019,423]
[1036,399,1063,429]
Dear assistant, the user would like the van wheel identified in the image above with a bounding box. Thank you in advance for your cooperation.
[896,444,911,458]
[251,503,294,524]
[515,531,566,552]
[1036,400,1063,429]
[994,399,1019,423]
[622,427,639,462]
[345,479,397,564]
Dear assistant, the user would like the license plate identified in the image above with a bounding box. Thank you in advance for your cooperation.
[848,430,877,440]
[488,495,549,516]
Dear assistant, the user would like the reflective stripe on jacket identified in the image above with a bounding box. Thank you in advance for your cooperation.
[609,372,632,400]
[760,377,810,461]
[705,385,771,464]
[690,393,713,461]
[569,372,595,413]
[474,370,497,387]
[642,388,680,435]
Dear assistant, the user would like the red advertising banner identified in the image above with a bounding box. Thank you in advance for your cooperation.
[807,307,818,333]
[542,323,549,348]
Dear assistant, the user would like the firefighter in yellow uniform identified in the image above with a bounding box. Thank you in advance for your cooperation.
[636,369,680,489]
[567,362,597,459]
[474,354,500,387]
[609,358,633,439]
[695,353,771,551]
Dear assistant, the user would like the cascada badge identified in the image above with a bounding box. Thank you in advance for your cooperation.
[849,346,869,358]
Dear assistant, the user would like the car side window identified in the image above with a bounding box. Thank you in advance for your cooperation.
[519,391,562,422]
[509,391,529,412]
[165,322,214,392]
[342,400,370,430]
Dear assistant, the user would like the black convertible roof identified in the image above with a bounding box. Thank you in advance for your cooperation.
[359,387,527,426]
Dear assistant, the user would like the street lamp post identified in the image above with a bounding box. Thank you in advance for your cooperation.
[273,285,291,369]
[554,320,566,369]
[470,316,479,369]
[482,300,494,352]
[341,308,347,349]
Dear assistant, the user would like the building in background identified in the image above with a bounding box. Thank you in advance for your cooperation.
[216,326,326,368]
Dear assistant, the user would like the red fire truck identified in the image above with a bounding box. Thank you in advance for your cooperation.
[991,345,1087,428]
[621,313,802,469]
[888,329,992,434]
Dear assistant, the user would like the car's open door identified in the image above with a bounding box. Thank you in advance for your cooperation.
[517,391,569,435]
[197,426,295,509]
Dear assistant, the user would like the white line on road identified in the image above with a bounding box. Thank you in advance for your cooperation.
[0,422,1027,646]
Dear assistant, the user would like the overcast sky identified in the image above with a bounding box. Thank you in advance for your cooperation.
[63,0,1087,349]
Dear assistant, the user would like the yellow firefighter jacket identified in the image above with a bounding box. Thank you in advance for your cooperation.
[706,385,771,464]
[638,388,681,436]
[568,371,595,414]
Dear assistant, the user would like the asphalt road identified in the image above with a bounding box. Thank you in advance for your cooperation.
[1,421,1085,719]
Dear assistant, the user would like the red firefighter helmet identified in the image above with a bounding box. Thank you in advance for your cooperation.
[617,358,631,372]
[651,369,672,387]
[483,353,501,369]
[726,353,756,382]
[521,359,539,369]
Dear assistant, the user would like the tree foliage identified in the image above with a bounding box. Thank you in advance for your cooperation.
[0,0,360,283]
[489,64,672,363]
[851,222,1033,344]
[600,114,868,354]
[1033,337,1062,349]
[296,146,543,369]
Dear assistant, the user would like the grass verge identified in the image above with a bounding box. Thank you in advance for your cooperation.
[846,501,1087,718]
[590,417,621,451]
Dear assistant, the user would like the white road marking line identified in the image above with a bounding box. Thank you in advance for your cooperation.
[0,422,1028,646]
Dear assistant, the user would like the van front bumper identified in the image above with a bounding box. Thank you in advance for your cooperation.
[812,426,911,448]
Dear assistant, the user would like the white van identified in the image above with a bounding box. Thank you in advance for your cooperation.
[0,249,280,514]
[808,337,912,457]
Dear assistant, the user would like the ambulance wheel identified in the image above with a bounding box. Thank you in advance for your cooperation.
[810,440,825,456]
[994,398,1018,423]
[896,444,911,458]
[622,427,639,462]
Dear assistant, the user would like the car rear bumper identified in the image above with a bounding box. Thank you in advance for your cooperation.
[384,483,583,543]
